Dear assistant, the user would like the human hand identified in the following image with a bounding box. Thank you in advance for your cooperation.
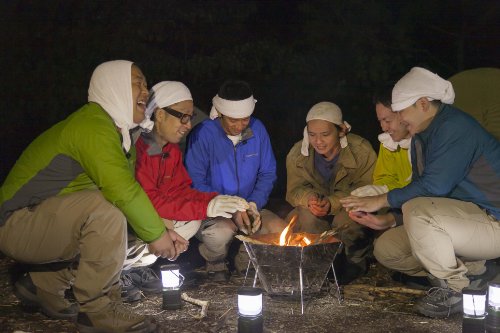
[248,202,261,234]
[307,194,330,217]
[340,194,388,213]
[147,230,177,260]
[207,195,249,218]
[351,185,389,197]
[167,229,189,257]
[348,211,395,230]
[232,210,252,234]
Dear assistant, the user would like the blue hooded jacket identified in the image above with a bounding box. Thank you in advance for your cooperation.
[185,117,277,210]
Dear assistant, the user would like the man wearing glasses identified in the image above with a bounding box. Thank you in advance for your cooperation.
[121,81,250,299]
[185,80,286,282]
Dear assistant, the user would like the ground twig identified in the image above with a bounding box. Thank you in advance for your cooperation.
[181,292,209,319]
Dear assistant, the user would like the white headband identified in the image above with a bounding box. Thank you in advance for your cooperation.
[391,67,455,111]
[300,102,351,156]
[141,81,192,131]
[88,60,135,152]
[209,95,256,120]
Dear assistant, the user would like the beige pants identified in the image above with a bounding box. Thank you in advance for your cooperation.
[287,206,374,266]
[0,190,127,312]
[124,219,201,270]
[197,209,286,262]
[374,197,500,291]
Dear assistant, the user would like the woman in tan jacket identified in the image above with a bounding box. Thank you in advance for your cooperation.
[285,101,377,284]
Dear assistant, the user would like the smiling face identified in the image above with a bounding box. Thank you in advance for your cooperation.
[398,98,435,136]
[131,65,149,124]
[154,100,194,145]
[220,115,250,136]
[307,119,343,161]
[375,102,410,142]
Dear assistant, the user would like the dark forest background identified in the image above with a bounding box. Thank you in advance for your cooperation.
[1,0,499,196]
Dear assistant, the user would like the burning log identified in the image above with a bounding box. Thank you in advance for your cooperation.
[181,293,209,319]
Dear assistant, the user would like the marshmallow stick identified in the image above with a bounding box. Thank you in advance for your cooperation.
[181,292,209,319]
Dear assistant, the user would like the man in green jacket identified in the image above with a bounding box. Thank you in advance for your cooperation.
[0,60,180,333]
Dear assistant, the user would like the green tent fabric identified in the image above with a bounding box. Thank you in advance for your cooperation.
[448,67,500,140]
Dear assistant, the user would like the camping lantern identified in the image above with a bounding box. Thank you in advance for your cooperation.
[462,287,486,333]
[486,282,500,333]
[237,287,263,333]
[161,264,183,310]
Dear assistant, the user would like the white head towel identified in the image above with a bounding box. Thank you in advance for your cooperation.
[392,67,455,111]
[209,95,256,120]
[300,102,351,156]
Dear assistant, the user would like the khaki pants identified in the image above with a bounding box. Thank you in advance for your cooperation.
[124,219,201,270]
[0,190,127,312]
[374,197,500,291]
[197,209,286,262]
[287,206,374,267]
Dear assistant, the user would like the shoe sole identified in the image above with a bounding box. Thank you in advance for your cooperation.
[15,282,77,320]
[416,303,462,318]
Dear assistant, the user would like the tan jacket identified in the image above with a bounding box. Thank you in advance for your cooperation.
[286,133,377,215]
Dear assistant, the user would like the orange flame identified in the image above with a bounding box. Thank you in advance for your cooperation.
[279,215,297,246]
[303,236,311,245]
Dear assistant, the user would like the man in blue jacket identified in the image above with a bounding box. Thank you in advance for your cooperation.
[340,67,500,318]
[185,80,285,281]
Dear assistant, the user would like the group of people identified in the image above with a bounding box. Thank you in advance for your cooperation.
[0,60,499,332]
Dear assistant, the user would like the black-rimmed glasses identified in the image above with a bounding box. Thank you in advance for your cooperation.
[162,107,196,124]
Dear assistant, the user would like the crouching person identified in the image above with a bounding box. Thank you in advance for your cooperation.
[122,81,250,297]
[0,61,166,332]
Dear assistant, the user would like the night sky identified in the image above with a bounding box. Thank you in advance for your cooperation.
[1,0,499,195]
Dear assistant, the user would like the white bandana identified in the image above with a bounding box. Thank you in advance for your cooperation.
[88,60,135,152]
[209,95,256,120]
[141,81,193,132]
[301,102,351,156]
[392,67,455,111]
[378,132,411,151]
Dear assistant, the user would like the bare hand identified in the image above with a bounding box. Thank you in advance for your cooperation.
[308,194,330,217]
[147,230,177,260]
[340,194,389,213]
[348,211,395,230]
[168,229,189,256]
[232,211,252,234]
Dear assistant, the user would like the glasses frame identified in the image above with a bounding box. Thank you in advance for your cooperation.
[162,107,196,124]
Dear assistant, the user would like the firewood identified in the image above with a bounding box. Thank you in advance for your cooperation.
[345,284,427,296]
[181,292,209,319]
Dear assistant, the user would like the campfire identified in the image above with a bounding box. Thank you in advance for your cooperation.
[236,216,343,313]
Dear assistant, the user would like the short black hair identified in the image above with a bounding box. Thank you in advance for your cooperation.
[372,83,394,108]
[218,80,253,101]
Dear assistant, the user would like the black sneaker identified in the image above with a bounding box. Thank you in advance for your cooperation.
[120,273,142,302]
[415,287,462,318]
[129,267,162,294]
[15,272,78,320]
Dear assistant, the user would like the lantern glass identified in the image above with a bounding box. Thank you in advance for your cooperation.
[238,287,263,317]
[160,264,182,289]
[489,283,500,308]
[463,293,486,317]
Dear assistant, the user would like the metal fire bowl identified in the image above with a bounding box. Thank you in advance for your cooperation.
[243,233,342,299]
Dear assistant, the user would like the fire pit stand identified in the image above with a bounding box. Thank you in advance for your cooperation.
[241,233,343,314]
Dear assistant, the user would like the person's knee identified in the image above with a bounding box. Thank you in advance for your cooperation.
[373,232,406,267]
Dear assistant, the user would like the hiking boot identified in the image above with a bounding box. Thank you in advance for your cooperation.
[15,272,78,320]
[120,273,142,303]
[77,302,156,333]
[206,261,230,283]
[415,287,462,318]
[128,267,162,294]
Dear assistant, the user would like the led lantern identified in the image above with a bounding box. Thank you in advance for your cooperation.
[237,287,263,333]
[161,264,183,310]
[462,287,486,333]
[486,282,500,333]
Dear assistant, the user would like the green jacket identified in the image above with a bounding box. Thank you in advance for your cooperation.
[373,143,412,190]
[0,102,165,242]
[286,133,377,215]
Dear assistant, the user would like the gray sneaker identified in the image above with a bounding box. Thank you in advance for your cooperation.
[129,267,162,294]
[77,302,156,333]
[415,287,462,318]
[15,272,78,320]
[120,273,142,303]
